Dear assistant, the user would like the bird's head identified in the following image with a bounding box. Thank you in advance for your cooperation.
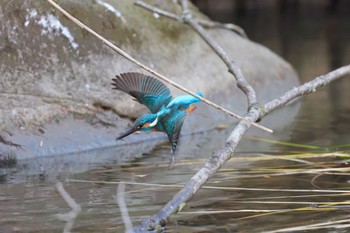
[134,114,159,131]
[116,113,159,140]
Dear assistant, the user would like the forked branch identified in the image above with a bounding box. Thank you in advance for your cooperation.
[262,65,350,115]
[133,66,350,233]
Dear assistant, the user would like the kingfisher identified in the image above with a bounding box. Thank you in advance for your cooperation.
[112,72,203,166]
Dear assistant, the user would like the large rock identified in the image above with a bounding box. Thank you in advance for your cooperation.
[0,0,299,161]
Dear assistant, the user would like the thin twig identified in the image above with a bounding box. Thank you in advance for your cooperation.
[116,182,133,233]
[197,20,248,38]
[135,1,179,20]
[135,1,247,37]
[47,0,272,133]
[263,65,350,115]
[56,182,82,233]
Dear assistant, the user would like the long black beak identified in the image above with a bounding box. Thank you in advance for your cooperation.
[116,128,137,140]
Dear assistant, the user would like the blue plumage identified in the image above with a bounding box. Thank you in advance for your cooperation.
[112,72,172,113]
[166,92,203,110]
[112,72,203,166]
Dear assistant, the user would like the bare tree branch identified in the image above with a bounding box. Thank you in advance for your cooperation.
[226,65,350,144]
[197,20,248,38]
[135,1,180,21]
[262,65,350,115]
[135,0,248,37]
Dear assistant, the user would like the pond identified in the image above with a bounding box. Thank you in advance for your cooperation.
[1,2,350,233]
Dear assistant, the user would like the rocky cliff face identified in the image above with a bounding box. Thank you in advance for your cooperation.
[0,0,299,159]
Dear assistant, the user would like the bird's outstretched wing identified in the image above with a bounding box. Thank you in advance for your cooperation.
[160,109,186,153]
[112,72,172,113]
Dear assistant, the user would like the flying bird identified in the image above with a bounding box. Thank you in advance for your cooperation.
[112,72,203,166]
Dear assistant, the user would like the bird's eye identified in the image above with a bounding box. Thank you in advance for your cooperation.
[136,125,143,129]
